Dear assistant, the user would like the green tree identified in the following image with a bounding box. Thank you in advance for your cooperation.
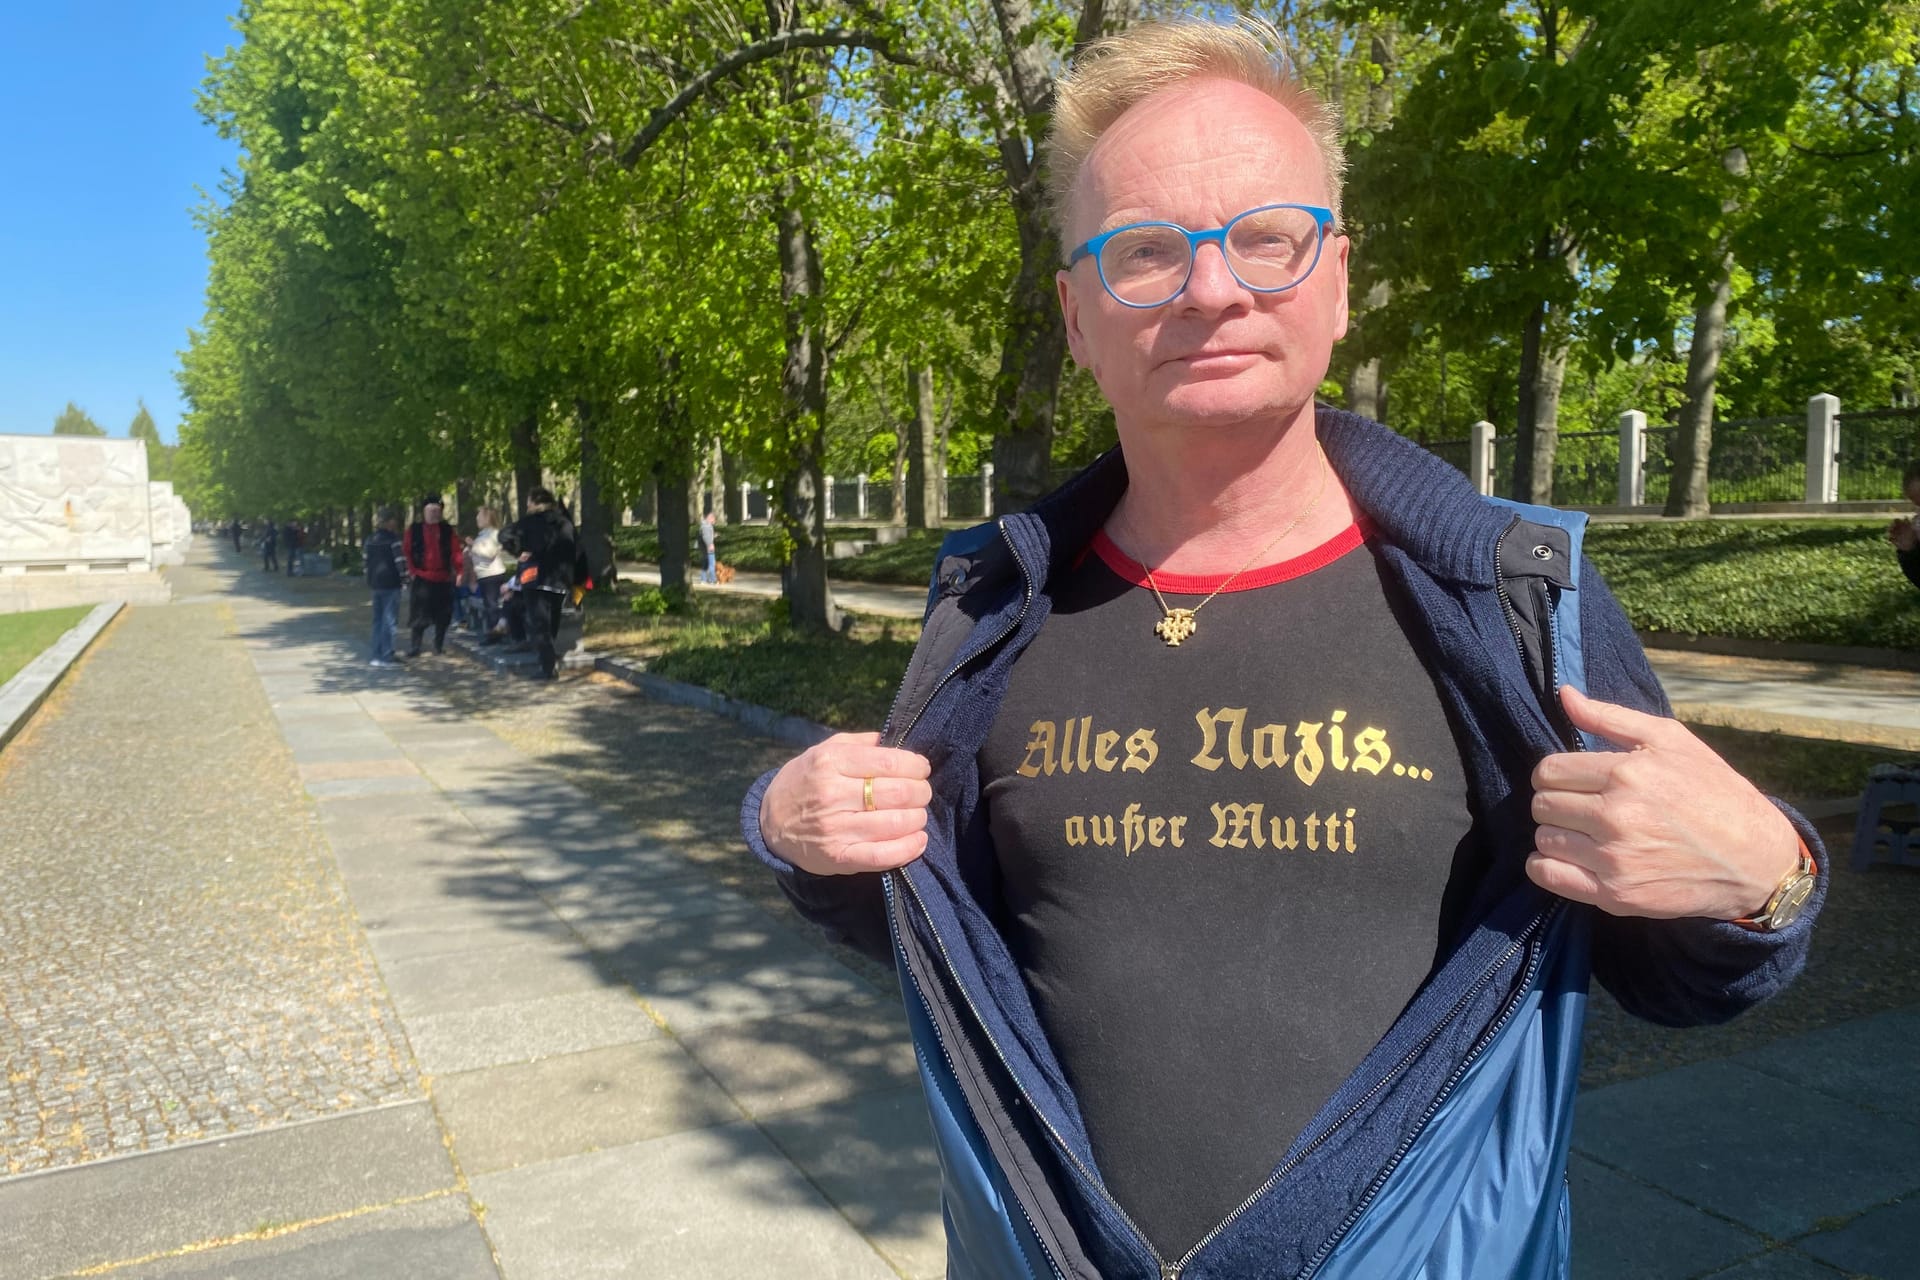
[52,402,105,436]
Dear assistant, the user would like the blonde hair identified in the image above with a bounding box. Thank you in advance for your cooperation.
[1046,17,1346,246]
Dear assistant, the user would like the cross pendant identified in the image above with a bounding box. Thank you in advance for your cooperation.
[1154,608,1197,647]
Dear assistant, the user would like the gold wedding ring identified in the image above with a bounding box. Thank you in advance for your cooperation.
[862,777,876,811]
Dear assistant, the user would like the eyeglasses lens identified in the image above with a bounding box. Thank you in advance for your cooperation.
[1097,206,1322,306]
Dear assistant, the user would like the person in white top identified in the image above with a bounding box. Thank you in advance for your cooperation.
[468,506,513,643]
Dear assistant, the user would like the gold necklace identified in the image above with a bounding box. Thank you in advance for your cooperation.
[1141,450,1330,647]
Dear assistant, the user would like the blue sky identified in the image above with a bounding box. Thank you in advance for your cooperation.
[0,3,241,445]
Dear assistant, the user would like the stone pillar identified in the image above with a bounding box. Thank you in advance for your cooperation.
[1806,393,1840,504]
[823,475,835,521]
[1617,410,1647,507]
[982,462,996,517]
[856,475,869,519]
[740,481,753,522]
[1469,421,1497,497]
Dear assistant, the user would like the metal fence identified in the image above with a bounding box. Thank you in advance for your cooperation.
[1707,414,1805,503]
[1837,407,1920,500]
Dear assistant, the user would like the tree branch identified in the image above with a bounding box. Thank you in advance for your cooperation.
[479,78,587,136]
[617,29,914,168]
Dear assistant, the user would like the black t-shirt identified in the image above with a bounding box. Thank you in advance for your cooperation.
[977,524,1479,1259]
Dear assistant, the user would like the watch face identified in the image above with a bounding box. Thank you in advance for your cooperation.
[1769,876,1816,931]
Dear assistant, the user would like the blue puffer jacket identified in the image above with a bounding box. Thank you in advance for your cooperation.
[742,408,1825,1280]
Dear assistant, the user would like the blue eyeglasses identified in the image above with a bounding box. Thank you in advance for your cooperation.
[1067,203,1335,309]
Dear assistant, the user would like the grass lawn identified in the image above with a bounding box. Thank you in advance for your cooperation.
[587,589,920,731]
[1586,518,1920,650]
[0,606,91,687]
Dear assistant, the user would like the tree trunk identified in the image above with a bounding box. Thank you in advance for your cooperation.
[510,413,541,517]
[1667,148,1747,519]
[1345,27,1396,424]
[574,399,618,588]
[890,378,910,527]
[990,187,1067,513]
[906,363,940,529]
[722,447,743,525]
[1509,237,1579,504]
[654,455,692,593]
[775,180,840,634]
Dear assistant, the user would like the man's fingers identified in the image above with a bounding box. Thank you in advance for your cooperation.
[1531,749,1619,794]
[839,830,930,871]
[1558,685,1675,750]
[853,776,934,813]
[1525,851,1604,904]
[1530,788,1610,839]
[823,738,933,782]
[839,806,931,842]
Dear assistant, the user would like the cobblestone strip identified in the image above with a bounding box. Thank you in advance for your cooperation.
[0,592,420,1178]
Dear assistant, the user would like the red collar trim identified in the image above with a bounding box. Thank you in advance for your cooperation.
[1088,522,1364,595]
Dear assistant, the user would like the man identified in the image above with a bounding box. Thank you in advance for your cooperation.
[1887,459,1920,593]
[364,507,407,667]
[258,518,278,573]
[506,487,576,679]
[404,495,464,656]
[279,518,302,576]
[698,508,718,584]
[742,20,1823,1280]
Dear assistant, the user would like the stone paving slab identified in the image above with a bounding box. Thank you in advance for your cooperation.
[623,950,879,1034]
[1567,1153,1765,1279]
[1793,1194,1920,1277]
[1573,1059,1920,1240]
[679,998,920,1121]
[1697,1251,1853,1279]
[471,1120,902,1280]
[0,1102,454,1280]
[1725,1005,1920,1124]
[378,940,615,1018]
[91,1194,497,1280]
[758,1085,945,1280]
[435,1040,742,1176]
[401,989,664,1076]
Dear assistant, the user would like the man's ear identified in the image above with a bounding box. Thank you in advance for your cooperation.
[1329,235,1352,342]
[1059,270,1090,369]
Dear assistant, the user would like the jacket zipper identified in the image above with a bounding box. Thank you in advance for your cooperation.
[1298,903,1560,1278]
[886,873,1060,1280]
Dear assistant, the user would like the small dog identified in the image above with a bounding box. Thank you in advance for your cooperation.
[715,562,737,585]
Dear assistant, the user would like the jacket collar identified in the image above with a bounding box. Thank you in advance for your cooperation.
[1002,406,1515,597]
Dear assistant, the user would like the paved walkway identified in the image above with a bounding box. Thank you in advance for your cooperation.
[1,544,1915,1279]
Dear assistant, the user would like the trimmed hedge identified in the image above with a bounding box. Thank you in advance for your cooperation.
[1585,519,1920,650]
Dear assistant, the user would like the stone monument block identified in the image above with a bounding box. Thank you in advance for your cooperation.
[0,434,178,612]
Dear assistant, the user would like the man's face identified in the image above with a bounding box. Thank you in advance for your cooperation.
[1056,78,1349,439]
[424,503,443,523]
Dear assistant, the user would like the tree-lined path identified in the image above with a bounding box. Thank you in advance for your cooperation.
[5,542,1920,1278]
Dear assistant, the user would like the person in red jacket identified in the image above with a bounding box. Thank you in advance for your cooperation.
[404,495,465,656]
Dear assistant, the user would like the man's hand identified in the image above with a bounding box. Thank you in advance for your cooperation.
[1888,518,1917,553]
[1526,686,1802,921]
[760,732,933,876]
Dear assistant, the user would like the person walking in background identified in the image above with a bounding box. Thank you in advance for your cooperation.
[698,508,719,584]
[1887,460,1920,593]
[508,487,576,679]
[404,495,464,656]
[258,518,279,572]
[229,517,243,553]
[468,505,512,644]
[364,507,407,667]
[279,518,301,575]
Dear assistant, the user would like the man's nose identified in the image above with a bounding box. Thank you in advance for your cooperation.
[1179,238,1250,310]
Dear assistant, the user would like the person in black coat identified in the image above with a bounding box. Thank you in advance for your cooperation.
[504,487,577,679]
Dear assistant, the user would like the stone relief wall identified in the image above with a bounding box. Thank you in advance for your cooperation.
[148,482,193,566]
[0,435,162,572]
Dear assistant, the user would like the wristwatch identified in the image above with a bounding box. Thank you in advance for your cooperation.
[1734,845,1818,932]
